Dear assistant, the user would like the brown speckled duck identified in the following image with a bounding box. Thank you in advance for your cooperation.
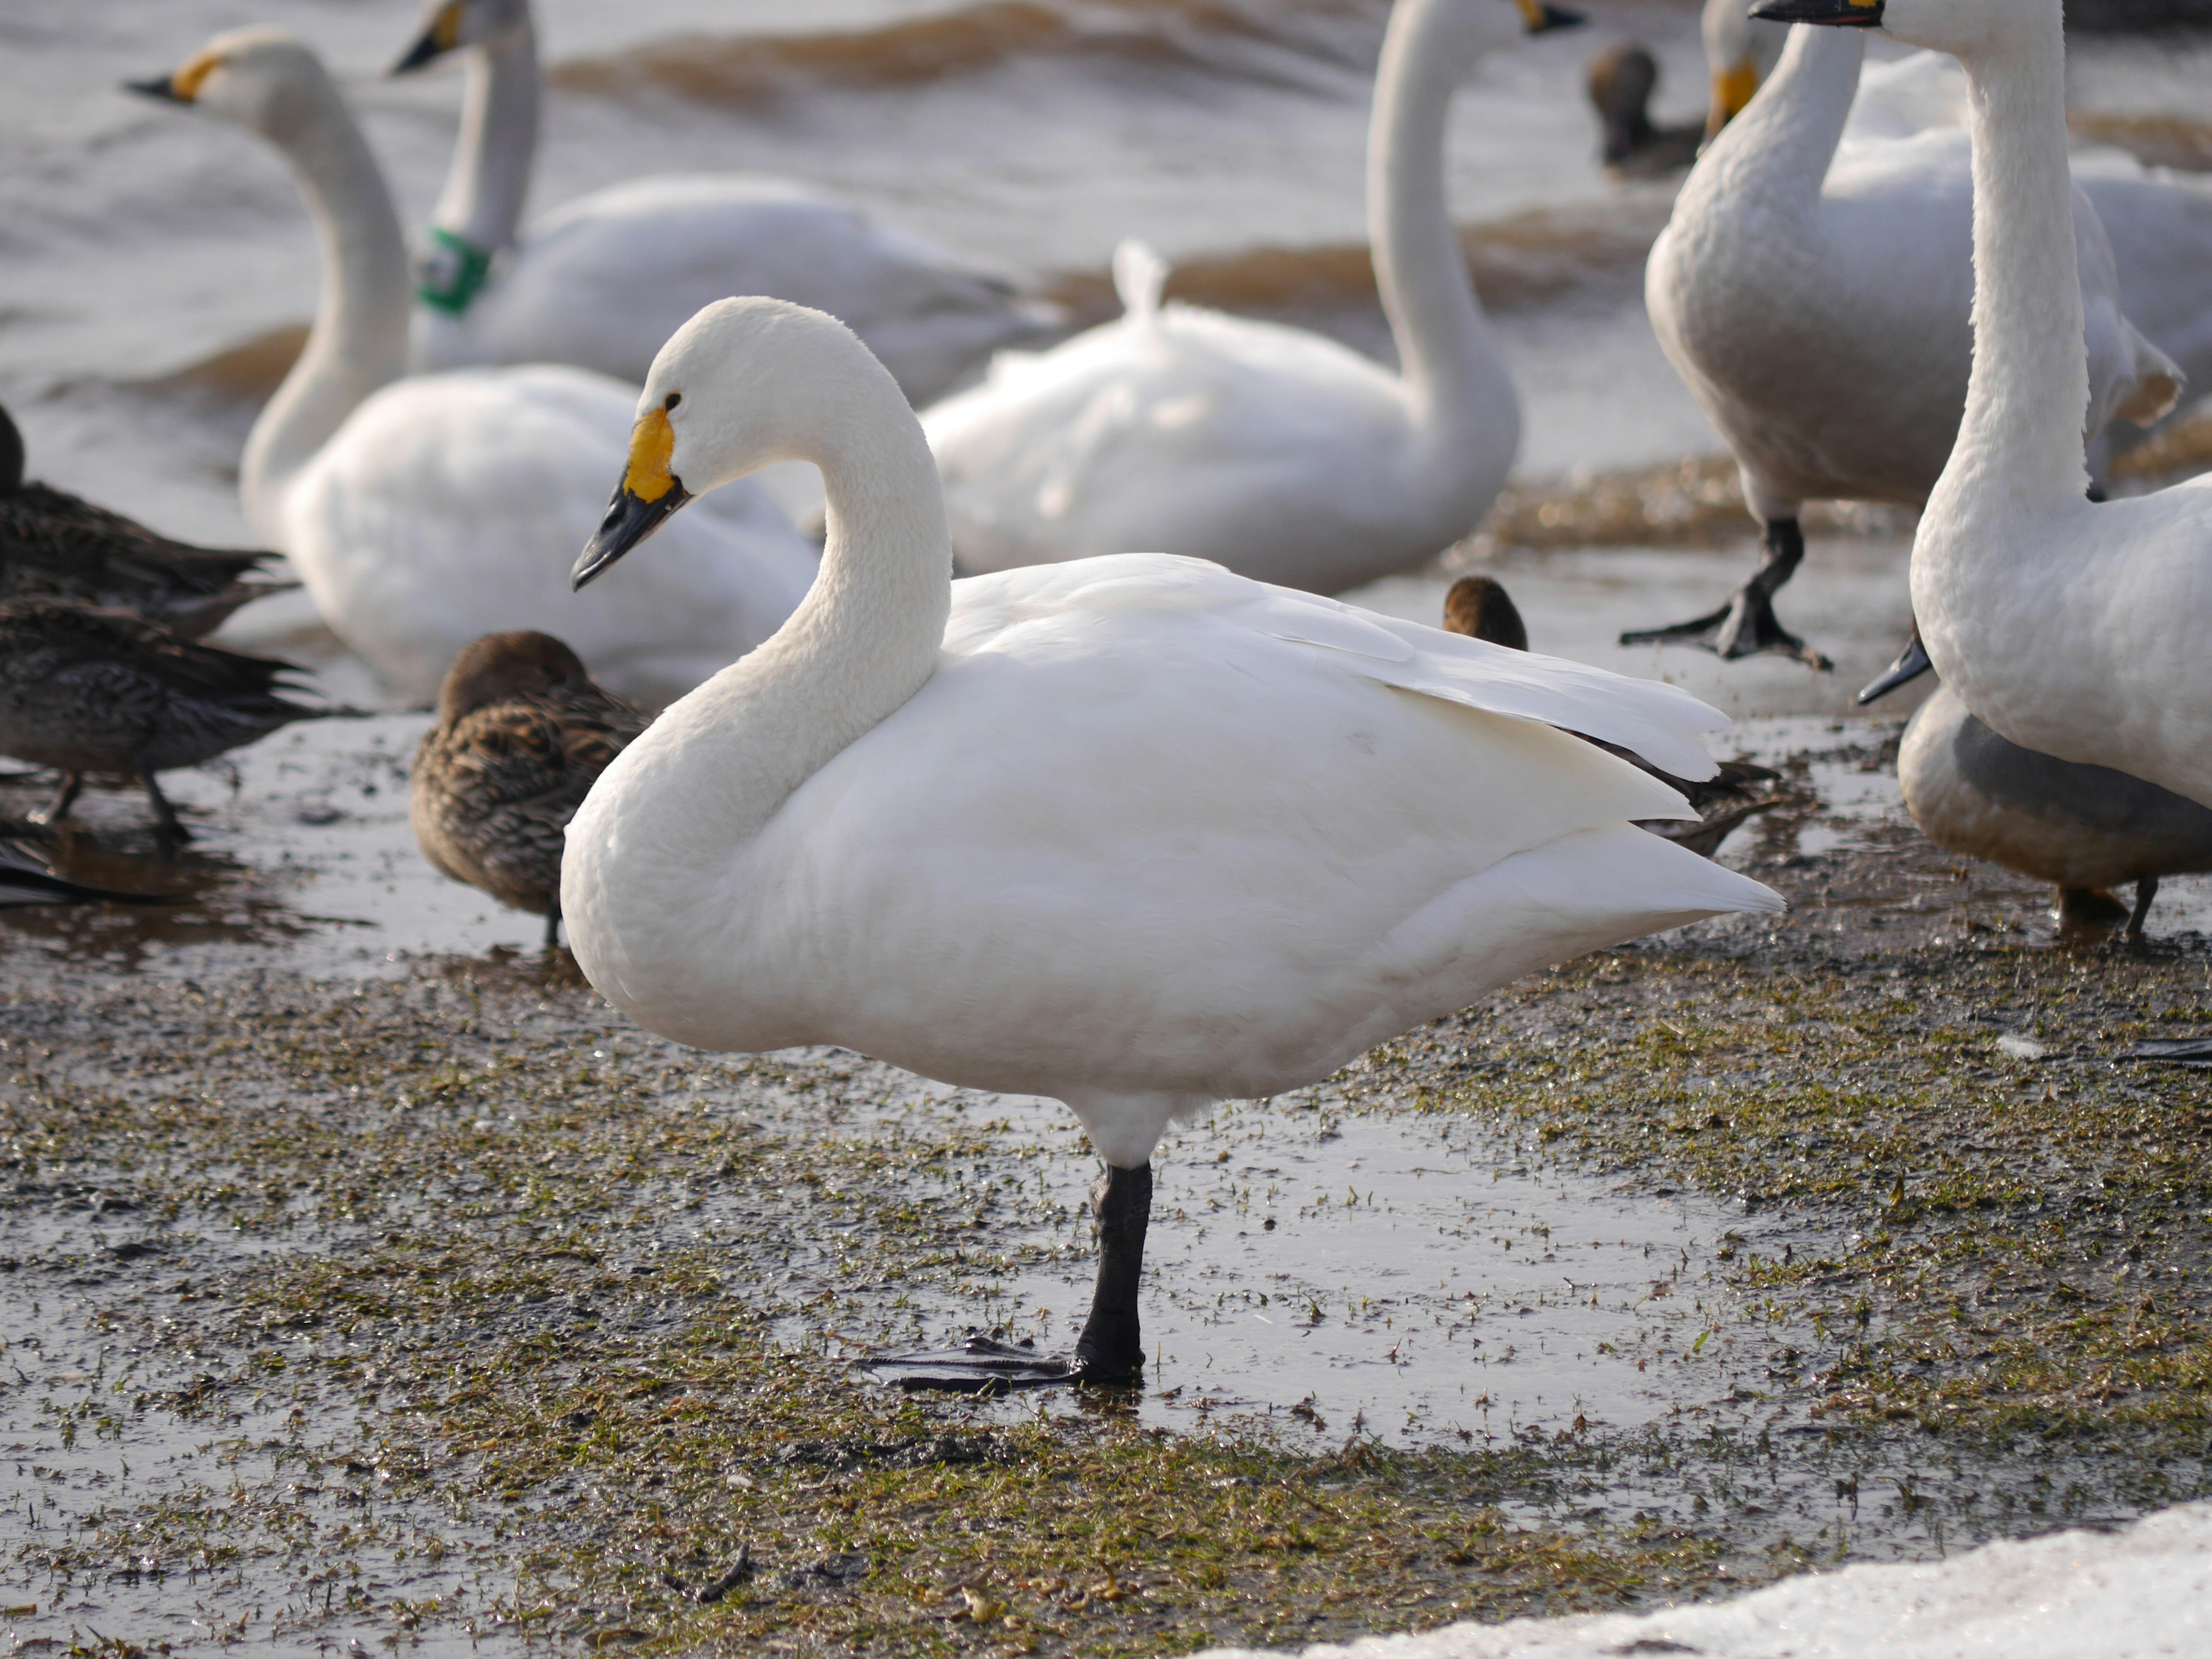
[0,596,346,840]
[410,631,647,946]
[0,404,294,637]
[1442,574,1783,857]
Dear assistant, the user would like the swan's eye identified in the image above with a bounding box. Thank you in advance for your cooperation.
[664,393,682,412]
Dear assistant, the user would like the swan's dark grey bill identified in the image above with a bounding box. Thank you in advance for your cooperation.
[573,481,692,590]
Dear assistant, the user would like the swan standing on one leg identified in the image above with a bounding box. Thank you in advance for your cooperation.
[1763,0,2212,811]
[918,0,1576,596]
[128,32,816,708]
[389,0,1056,405]
[558,296,1785,1388]
[1624,18,2176,670]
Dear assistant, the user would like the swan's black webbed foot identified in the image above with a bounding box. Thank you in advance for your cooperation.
[543,897,562,950]
[1619,519,1834,670]
[2127,874,2160,941]
[863,1162,1152,1394]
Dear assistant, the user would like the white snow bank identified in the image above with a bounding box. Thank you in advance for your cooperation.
[1192,1500,2212,1659]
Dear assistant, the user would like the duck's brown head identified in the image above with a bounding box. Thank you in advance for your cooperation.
[438,631,594,725]
[1441,575,1529,652]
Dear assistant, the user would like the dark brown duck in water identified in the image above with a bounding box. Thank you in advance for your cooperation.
[0,820,186,907]
[410,632,648,948]
[1443,575,1783,857]
[0,597,347,842]
[1586,41,1703,179]
[0,404,294,637]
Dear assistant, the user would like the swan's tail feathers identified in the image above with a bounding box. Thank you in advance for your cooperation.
[1350,825,1785,1051]
[2115,325,2184,428]
[1111,240,1171,324]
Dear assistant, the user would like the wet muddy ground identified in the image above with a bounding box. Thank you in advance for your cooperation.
[3,550,2210,1657]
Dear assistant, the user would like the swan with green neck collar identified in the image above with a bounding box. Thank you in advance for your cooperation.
[557,294,1782,1385]
[391,0,1053,405]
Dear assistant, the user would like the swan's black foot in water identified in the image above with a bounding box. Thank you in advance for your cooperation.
[862,1162,1153,1394]
[1619,519,1833,671]
[543,897,562,950]
[2127,874,2160,941]
[2056,886,2131,933]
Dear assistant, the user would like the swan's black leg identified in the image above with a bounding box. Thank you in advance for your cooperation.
[544,895,562,949]
[32,771,82,827]
[2056,887,2128,931]
[1073,1162,1151,1385]
[1619,519,1833,669]
[2127,874,2160,940]
[139,771,191,844]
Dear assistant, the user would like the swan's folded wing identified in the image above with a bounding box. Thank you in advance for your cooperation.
[946,554,1730,790]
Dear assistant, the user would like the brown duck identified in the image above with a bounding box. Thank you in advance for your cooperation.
[0,403,293,637]
[0,597,346,840]
[1442,575,1783,857]
[410,632,648,947]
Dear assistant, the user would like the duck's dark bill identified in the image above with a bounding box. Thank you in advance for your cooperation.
[573,482,691,589]
[1749,0,1884,25]
[859,1336,1080,1394]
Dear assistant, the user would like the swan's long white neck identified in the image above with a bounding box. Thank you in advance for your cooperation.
[1369,0,1516,449]
[430,17,540,255]
[238,74,411,543]
[573,369,952,970]
[1688,24,1862,221]
[1933,10,2089,521]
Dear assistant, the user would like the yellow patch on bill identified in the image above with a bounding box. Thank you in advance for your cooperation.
[1514,0,1547,28]
[623,407,678,504]
[172,49,228,102]
[433,2,465,51]
[1713,57,1761,125]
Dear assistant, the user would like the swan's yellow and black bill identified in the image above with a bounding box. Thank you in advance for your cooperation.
[1855,631,1933,706]
[393,2,466,75]
[1514,0,1587,32]
[125,50,225,103]
[1749,0,1884,25]
[573,408,691,589]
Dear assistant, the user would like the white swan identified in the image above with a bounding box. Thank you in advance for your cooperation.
[1626,20,2176,668]
[918,0,1564,596]
[559,297,1785,1387]
[1763,0,2212,810]
[1900,680,2212,938]
[130,31,815,708]
[1702,0,2212,427]
[391,0,1053,406]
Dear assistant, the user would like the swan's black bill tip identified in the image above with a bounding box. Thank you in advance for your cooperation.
[573,482,690,590]
[390,31,447,76]
[1857,632,1933,705]
[124,75,181,101]
[1535,4,1587,32]
[1749,0,1884,26]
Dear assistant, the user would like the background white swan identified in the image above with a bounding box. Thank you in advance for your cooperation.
[1764,0,2212,811]
[1701,0,2212,428]
[132,30,816,708]
[918,0,1563,596]
[1627,21,2176,669]
[392,0,1054,406]
[560,296,1784,1386]
[1900,680,2212,938]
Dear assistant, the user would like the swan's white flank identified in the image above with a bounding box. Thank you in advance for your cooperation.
[138,31,815,707]
[1900,682,2212,934]
[1779,0,2212,810]
[1701,0,2212,421]
[394,0,1052,405]
[1649,21,2173,538]
[560,297,1785,1176]
[917,0,1552,596]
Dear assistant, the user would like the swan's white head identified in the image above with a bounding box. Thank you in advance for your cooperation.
[125,29,332,141]
[1751,0,2056,59]
[392,0,533,75]
[1430,0,1588,65]
[575,298,900,588]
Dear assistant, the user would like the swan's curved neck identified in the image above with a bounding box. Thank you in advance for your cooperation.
[239,77,411,542]
[634,384,953,854]
[1940,13,2089,513]
[430,18,539,257]
[1368,0,1514,444]
[1694,25,1862,216]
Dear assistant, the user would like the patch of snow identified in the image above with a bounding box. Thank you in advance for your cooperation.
[1192,1500,2212,1658]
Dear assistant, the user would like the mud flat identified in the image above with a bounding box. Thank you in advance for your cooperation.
[2,703,2210,1657]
